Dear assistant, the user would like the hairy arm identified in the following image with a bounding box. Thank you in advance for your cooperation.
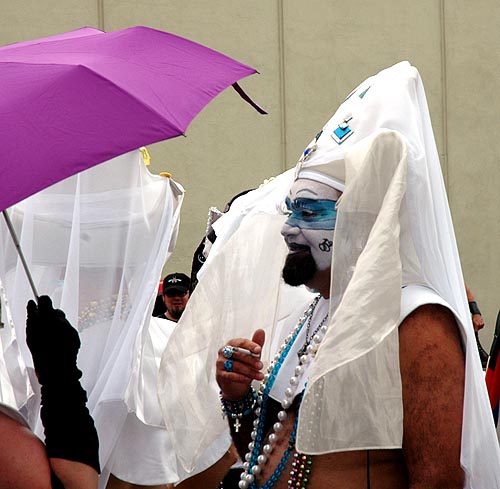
[399,304,465,489]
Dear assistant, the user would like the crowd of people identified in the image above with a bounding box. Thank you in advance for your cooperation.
[2,61,500,489]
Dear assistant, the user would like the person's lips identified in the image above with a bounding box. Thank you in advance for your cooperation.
[287,243,310,254]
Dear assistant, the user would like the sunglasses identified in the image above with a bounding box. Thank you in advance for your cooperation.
[164,289,188,298]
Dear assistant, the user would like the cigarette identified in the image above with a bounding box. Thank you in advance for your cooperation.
[233,346,260,357]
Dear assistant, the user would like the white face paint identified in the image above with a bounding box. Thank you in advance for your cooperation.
[280,178,341,271]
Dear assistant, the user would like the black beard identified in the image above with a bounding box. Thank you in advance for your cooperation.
[282,251,317,286]
[168,307,184,320]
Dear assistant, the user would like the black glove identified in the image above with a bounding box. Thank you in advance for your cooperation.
[26,296,81,384]
[26,296,100,473]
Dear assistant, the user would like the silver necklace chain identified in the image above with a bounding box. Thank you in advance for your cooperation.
[297,308,329,358]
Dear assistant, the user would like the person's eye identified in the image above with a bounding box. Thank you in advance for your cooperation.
[300,209,316,218]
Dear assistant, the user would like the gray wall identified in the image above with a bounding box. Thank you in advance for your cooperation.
[2,0,499,345]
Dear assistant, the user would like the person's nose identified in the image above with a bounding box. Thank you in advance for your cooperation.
[280,220,300,240]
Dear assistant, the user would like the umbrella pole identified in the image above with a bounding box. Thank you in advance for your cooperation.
[2,210,39,300]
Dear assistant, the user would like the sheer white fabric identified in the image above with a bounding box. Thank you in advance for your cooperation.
[158,173,315,473]
[0,149,184,486]
[158,61,500,487]
[0,278,35,424]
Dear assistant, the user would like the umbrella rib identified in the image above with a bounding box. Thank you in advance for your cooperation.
[78,65,187,135]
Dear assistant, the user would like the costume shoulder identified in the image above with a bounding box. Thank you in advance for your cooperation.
[400,284,457,325]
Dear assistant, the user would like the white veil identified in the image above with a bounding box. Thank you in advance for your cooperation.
[159,62,500,487]
[158,172,315,472]
[0,149,183,482]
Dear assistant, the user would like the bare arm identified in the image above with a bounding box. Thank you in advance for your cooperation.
[0,413,52,489]
[399,304,465,489]
[50,459,98,489]
[465,283,484,332]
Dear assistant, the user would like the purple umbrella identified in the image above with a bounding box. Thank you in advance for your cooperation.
[0,25,265,212]
[0,26,265,296]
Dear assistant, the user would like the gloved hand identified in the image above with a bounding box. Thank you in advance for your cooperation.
[26,295,81,385]
[25,295,100,473]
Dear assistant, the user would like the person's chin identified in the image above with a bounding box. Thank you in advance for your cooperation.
[282,250,317,287]
[170,308,184,319]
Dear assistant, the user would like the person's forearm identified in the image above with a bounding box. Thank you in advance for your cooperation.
[40,378,100,473]
[220,387,259,460]
[50,458,98,489]
[227,415,254,460]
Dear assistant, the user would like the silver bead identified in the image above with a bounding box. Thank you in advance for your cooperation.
[253,419,260,427]
[240,470,247,479]
[313,333,321,344]
[300,354,310,364]
[245,452,252,462]
[255,407,261,416]
[248,441,255,450]
[320,325,328,334]
[238,480,249,489]
[273,422,283,432]
[250,430,257,440]
[245,473,254,483]
[243,462,250,470]
[263,444,273,454]
[277,410,287,421]
[252,464,261,475]
[295,365,304,376]
[285,387,294,398]
[289,376,299,386]
[306,344,315,354]
[269,433,278,444]
[257,454,267,465]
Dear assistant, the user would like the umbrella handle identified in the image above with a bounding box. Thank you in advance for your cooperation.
[2,210,39,301]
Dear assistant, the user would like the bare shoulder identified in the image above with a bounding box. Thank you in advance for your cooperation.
[0,412,52,489]
[399,303,464,359]
[398,303,465,488]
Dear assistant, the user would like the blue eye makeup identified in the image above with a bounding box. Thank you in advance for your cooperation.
[284,197,337,230]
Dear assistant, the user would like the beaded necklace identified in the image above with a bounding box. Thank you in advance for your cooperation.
[238,296,328,489]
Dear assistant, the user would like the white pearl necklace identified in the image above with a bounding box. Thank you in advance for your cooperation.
[238,296,329,489]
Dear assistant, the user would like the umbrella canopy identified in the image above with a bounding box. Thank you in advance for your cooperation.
[0,25,263,212]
